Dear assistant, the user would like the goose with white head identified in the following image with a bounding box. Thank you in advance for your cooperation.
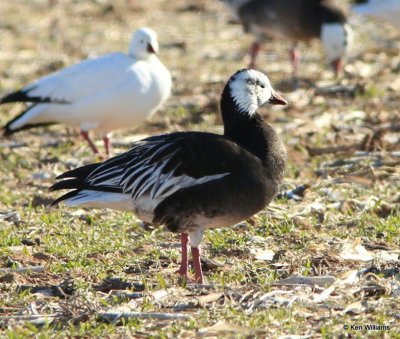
[1,27,171,157]
[50,69,287,284]
[223,0,353,78]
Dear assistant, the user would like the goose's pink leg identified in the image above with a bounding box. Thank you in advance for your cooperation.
[103,135,112,157]
[191,246,204,284]
[80,130,100,155]
[249,41,261,69]
[177,233,189,279]
[289,44,300,79]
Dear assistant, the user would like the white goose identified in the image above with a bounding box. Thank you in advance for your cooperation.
[1,27,172,157]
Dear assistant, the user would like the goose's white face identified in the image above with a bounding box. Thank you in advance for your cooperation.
[229,69,287,115]
[129,27,159,59]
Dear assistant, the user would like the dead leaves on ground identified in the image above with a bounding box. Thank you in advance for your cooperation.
[0,0,399,337]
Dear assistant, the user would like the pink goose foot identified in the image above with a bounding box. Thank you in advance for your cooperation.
[81,130,100,155]
[177,233,189,280]
[248,41,261,69]
[191,246,204,284]
[103,135,113,158]
[176,233,204,284]
[81,130,106,159]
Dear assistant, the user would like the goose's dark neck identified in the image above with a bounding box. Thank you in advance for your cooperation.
[298,1,346,36]
[220,85,286,180]
[318,3,347,26]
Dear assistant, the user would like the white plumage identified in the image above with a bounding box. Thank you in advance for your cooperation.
[1,27,172,156]
[352,0,400,29]
[321,23,354,66]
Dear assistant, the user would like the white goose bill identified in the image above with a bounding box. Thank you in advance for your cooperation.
[268,91,287,106]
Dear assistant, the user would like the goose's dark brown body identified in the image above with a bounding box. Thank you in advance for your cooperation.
[239,0,346,42]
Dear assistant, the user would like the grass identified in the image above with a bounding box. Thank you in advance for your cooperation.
[0,0,399,337]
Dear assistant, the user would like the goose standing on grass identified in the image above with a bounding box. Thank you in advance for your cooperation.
[352,0,400,30]
[0,27,172,157]
[223,0,353,78]
[50,69,287,284]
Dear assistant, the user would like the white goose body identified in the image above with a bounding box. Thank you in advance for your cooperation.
[9,54,170,133]
[1,27,172,156]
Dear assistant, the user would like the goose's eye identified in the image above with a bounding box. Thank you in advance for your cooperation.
[260,84,265,89]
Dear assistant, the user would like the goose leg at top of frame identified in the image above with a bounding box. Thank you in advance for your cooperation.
[248,41,261,69]
[289,42,300,88]
[80,130,100,155]
[103,135,112,158]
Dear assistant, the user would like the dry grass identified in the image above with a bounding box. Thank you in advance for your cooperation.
[0,0,399,337]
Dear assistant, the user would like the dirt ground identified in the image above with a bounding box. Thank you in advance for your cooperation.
[0,0,399,337]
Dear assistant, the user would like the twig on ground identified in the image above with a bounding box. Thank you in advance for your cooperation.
[0,266,45,274]
[98,311,191,323]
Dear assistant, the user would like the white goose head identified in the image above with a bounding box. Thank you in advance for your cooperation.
[128,27,159,59]
[228,69,287,116]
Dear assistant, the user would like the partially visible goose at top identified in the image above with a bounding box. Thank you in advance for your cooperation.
[223,0,353,78]
[0,27,172,157]
[221,0,251,18]
[50,69,287,284]
[352,0,400,29]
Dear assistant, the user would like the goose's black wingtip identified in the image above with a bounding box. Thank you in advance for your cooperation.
[0,87,56,105]
[55,163,102,180]
[56,172,72,180]
[0,90,28,104]
[2,125,14,137]
[49,178,83,192]
[49,182,61,192]
[55,170,79,180]
[50,190,80,206]
[2,103,57,136]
